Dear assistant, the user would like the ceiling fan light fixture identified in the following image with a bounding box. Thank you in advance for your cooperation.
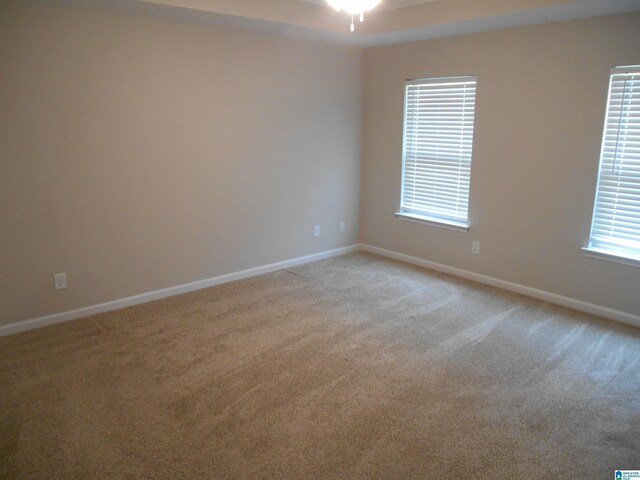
[326,0,381,15]
[326,0,382,31]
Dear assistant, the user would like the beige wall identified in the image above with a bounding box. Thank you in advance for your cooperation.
[362,12,640,316]
[0,2,363,326]
[2,3,639,330]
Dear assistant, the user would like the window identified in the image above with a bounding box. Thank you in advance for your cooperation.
[585,65,640,265]
[397,76,477,231]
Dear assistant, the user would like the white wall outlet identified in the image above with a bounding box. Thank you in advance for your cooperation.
[314,225,320,238]
[54,273,67,290]
[339,221,345,233]
[472,241,480,255]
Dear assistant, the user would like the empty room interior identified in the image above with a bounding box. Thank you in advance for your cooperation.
[2,0,640,477]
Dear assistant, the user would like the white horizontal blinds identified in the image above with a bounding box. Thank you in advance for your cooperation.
[401,76,476,226]
[589,66,640,259]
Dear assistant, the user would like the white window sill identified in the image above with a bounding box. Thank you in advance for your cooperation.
[582,247,640,268]
[395,212,469,232]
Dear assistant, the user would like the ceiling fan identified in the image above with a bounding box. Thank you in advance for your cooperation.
[325,0,382,32]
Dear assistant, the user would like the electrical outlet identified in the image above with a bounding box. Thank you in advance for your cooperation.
[472,241,480,255]
[339,221,345,233]
[314,225,320,238]
[54,273,67,290]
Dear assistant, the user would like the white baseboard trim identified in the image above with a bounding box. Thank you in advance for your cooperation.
[4,243,638,337]
[361,244,640,329]
[0,244,360,337]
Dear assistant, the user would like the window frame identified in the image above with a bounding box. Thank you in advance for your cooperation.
[583,65,640,268]
[396,75,477,232]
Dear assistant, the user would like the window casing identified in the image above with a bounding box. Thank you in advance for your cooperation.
[397,76,477,231]
[586,65,640,265]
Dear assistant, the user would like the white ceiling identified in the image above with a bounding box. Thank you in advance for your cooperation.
[30,0,640,47]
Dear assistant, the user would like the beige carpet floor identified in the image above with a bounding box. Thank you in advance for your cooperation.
[1,252,639,479]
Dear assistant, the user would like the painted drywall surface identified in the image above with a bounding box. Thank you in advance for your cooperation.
[361,12,640,316]
[0,1,362,326]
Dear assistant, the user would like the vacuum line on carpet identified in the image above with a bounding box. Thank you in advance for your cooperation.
[282,269,307,279]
